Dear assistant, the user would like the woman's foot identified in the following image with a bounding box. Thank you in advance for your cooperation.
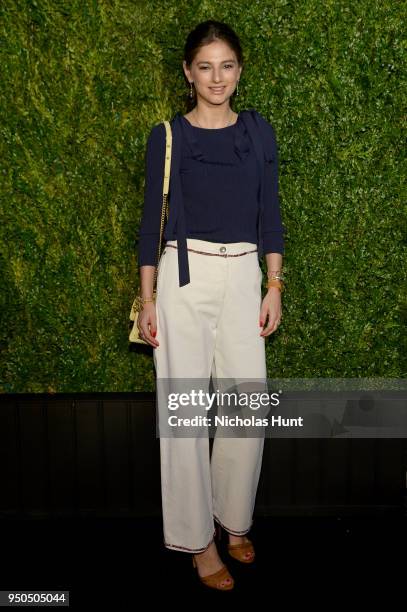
[192,541,233,588]
[228,534,255,562]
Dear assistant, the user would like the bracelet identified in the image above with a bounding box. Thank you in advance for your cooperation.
[267,269,283,276]
[267,272,285,281]
[266,279,284,292]
[268,275,284,282]
[135,295,155,310]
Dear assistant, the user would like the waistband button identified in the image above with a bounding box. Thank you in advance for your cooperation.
[219,246,226,253]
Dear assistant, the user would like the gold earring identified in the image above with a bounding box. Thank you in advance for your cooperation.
[236,81,239,96]
[189,82,194,99]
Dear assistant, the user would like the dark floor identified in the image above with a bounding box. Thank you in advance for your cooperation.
[0,514,405,605]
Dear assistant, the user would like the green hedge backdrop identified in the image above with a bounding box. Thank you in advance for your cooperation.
[0,0,405,392]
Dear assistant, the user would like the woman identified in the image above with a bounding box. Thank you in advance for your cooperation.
[137,20,285,591]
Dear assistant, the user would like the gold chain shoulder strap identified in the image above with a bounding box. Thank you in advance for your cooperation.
[152,119,172,289]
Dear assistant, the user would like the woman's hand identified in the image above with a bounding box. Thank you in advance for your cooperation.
[259,288,282,337]
[137,303,159,347]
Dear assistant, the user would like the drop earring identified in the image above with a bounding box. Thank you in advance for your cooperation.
[236,80,240,96]
[189,82,194,99]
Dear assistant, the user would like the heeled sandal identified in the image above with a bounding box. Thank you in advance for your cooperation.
[216,523,256,564]
[228,538,255,563]
[192,555,234,591]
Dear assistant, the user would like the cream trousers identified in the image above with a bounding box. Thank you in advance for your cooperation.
[153,238,267,553]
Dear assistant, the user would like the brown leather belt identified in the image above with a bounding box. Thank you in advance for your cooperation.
[165,244,258,258]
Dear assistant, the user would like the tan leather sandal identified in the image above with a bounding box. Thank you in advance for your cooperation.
[192,555,234,590]
[216,523,256,564]
[227,538,256,563]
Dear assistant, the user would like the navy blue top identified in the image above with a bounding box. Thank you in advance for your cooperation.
[137,109,285,287]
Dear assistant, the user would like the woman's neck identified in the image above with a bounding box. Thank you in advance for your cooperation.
[188,106,237,129]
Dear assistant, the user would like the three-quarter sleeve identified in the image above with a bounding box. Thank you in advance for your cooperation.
[137,122,166,267]
[262,122,285,255]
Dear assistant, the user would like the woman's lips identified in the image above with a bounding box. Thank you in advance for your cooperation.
[210,87,225,94]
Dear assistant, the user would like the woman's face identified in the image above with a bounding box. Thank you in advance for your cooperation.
[183,39,242,106]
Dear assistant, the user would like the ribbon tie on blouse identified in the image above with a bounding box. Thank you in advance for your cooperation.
[169,111,257,287]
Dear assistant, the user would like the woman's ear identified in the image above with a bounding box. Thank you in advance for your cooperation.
[182,60,191,82]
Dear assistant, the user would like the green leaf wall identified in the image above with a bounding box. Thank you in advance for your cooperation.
[0,0,405,392]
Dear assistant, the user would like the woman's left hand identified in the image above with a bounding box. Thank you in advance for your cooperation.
[259,288,282,337]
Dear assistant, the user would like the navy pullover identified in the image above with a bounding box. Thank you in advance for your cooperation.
[137,109,285,286]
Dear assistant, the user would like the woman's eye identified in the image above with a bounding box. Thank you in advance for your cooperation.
[199,65,234,70]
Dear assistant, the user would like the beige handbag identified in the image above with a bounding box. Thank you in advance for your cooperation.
[129,120,172,344]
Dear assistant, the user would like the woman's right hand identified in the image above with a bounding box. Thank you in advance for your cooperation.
[137,302,159,347]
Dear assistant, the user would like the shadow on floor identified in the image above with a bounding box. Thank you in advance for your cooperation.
[0,514,405,604]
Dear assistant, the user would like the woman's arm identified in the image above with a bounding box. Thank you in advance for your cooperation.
[137,122,166,299]
[259,120,284,335]
[262,121,285,271]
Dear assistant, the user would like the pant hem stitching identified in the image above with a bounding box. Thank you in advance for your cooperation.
[164,528,216,553]
[213,514,253,535]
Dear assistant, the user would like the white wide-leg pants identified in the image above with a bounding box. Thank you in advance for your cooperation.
[153,238,267,553]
